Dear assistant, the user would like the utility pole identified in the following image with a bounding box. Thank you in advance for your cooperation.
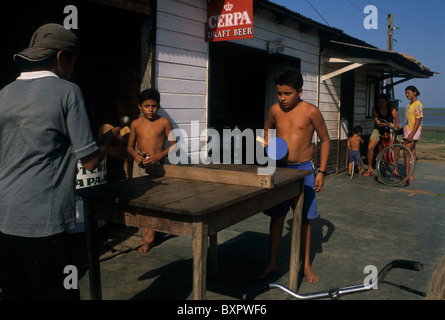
[387,14,394,98]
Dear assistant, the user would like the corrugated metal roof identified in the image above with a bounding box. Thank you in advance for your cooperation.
[258,0,436,78]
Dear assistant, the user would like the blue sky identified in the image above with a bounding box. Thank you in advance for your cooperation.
[269,0,445,108]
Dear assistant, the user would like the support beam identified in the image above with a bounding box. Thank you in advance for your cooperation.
[321,62,363,82]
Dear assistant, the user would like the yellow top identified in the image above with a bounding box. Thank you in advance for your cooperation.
[403,100,423,132]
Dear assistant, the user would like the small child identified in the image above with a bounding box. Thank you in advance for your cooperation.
[347,126,365,175]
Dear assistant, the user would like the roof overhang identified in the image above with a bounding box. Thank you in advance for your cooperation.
[321,40,437,87]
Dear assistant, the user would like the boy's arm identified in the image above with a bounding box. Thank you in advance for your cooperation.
[127,121,145,165]
[312,108,330,192]
[81,126,121,172]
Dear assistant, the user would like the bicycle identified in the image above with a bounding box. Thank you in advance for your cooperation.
[374,120,415,187]
[243,259,425,300]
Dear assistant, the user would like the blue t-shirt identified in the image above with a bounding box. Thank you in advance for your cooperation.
[0,73,98,237]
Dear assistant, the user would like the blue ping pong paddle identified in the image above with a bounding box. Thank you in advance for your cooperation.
[265,137,288,160]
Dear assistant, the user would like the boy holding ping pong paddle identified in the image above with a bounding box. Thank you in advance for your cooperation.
[259,68,330,284]
[0,24,122,299]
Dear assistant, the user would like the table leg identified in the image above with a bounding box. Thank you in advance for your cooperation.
[84,198,102,300]
[209,233,218,277]
[192,222,208,300]
[289,181,304,291]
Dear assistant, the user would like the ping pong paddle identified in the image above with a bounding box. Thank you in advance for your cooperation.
[256,136,288,160]
[98,115,131,156]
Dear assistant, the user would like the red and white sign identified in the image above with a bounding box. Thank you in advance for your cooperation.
[205,0,254,42]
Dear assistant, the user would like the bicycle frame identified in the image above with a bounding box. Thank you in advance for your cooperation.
[378,127,396,162]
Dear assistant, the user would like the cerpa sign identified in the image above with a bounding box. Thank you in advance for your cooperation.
[205,0,254,42]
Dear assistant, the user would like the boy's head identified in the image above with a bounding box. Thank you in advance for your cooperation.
[275,68,304,91]
[352,126,362,135]
[14,24,79,79]
[139,89,161,120]
[275,68,304,109]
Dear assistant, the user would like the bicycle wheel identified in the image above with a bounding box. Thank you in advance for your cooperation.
[350,162,355,181]
[375,144,415,186]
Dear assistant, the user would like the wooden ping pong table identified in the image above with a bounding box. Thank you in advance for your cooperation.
[80,164,310,300]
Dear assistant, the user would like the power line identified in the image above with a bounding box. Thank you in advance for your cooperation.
[305,0,331,26]
[345,0,388,30]
[344,0,363,13]
[365,0,390,15]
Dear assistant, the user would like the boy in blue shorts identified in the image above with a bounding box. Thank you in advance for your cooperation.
[259,69,330,284]
[348,126,365,175]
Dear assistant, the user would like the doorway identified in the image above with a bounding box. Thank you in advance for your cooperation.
[208,42,300,163]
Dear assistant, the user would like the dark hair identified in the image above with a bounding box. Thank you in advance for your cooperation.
[275,68,304,90]
[352,126,362,134]
[377,93,390,101]
[139,88,160,105]
[405,85,420,97]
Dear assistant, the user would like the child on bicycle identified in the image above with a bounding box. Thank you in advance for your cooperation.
[347,126,365,175]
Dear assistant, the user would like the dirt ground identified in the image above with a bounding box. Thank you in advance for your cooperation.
[416,126,445,162]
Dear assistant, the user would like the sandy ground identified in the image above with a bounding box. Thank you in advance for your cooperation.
[416,126,445,162]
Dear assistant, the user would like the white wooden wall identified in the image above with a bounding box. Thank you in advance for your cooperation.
[155,0,323,145]
[155,0,375,164]
[156,0,208,147]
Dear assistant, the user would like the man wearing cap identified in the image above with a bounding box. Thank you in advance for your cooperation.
[0,24,120,299]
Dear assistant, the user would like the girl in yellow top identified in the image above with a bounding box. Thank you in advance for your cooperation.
[403,85,423,182]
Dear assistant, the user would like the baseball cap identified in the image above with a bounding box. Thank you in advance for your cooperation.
[14,23,78,62]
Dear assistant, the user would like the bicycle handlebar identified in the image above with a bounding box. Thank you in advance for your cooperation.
[391,259,423,271]
[242,260,424,300]
[377,259,423,285]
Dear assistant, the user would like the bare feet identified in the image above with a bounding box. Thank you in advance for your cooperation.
[304,266,319,284]
[138,242,154,254]
[138,228,156,254]
[256,264,278,279]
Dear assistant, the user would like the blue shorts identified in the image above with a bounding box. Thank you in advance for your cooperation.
[348,150,361,165]
[264,160,318,220]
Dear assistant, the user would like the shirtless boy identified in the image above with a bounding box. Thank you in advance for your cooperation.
[127,89,176,253]
[347,126,365,175]
[260,68,330,284]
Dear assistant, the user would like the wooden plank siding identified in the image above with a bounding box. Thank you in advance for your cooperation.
[153,0,375,174]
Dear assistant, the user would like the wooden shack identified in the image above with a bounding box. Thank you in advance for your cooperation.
[1,0,434,178]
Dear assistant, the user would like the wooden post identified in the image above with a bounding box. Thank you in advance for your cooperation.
[83,198,102,300]
[387,14,394,98]
[289,181,304,291]
[192,222,208,300]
